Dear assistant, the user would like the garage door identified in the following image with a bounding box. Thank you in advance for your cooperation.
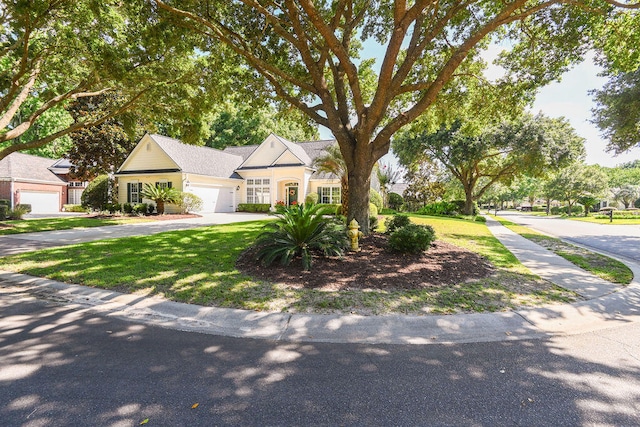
[19,191,60,213]
[187,186,235,213]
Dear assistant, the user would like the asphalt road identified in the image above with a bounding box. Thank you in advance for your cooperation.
[497,211,640,262]
[2,287,640,426]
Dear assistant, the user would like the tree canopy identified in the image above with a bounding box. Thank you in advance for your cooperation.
[0,0,230,160]
[155,0,639,232]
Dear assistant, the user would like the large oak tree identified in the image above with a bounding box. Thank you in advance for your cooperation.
[155,0,638,232]
[0,0,226,160]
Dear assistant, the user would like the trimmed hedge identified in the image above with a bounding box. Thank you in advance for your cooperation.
[237,203,271,213]
[63,204,88,213]
[388,223,436,254]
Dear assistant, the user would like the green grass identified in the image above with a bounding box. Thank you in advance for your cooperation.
[494,216,633,285]
[568,216,640,225]
[0,216,152,235]
[0,216,580,315]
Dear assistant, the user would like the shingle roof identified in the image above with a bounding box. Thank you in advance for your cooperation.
[222,137,337,168]
[0,152,65,184]
[149,134,244,178]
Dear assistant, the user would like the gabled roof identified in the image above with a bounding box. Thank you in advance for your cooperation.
[142,134,244,178]
[0,152,65,184]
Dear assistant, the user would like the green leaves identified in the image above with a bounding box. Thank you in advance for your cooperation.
[253,204,348,270]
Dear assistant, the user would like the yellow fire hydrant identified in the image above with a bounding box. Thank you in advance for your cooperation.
[348,219,364,252]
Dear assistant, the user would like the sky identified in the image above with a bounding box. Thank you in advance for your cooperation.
[319,44,640,169]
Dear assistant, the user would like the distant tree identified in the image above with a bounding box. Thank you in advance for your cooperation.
[394,115,585,215]
[611,185,639,209]
[376,162,402,208]
[545,164,609,216]
[402,162,447,212]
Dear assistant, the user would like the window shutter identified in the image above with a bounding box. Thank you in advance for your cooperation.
[168,182,172,188]
[127,183,131,203]
[155,181,159,188]
[138,183,143,196]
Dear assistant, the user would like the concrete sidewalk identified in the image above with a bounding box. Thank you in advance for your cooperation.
[1,214,639,345]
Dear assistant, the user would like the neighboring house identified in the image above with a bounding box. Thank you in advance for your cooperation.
[48,158,90,205]
[115,133,344,213]
[0,152,68,213]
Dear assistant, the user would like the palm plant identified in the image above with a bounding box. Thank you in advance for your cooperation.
[313,144,348,215]
[376,161,401,209]
[140,184,181,214]
[253,203,348,270]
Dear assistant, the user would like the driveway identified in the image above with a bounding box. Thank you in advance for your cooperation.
[0,213,269,256]
[497,211,640,262]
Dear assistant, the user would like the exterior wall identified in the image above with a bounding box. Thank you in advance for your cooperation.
[0,181,11,203]
[237,166,314,206]
[119,136,178,172]
[116,172,184,213]
[241,136,287,168]
[116,172,242,213]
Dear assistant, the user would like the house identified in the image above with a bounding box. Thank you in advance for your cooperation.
[114,133,343,213]
[0,152,68,213]
[48,158,90,205]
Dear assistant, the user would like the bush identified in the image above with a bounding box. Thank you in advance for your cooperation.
[370,188,383,212]
[305,192,319,206]
[179,192,203,213]
[82,175,111,210]
[417,201,458,216]
[387,223,436,254]
[123,203,133,214]
[8,205,30,220]
[384,214,411,234]
[133,203,148,214]
[369,202,378,218]
[388,192,404,211]
[559,205,583,215]
[369,215,379,231]
[0,199,10,207]
[16,204,31,213]
[474,215,486,223]
[102,203,122,214]
[253,203,348,270]
[550,206,561,215]
[237,203,271,213]
[0,205,7,220]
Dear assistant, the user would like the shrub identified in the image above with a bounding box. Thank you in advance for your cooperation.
[384,214,411,234]
[417,201,458,216]
[559,205,583,215]
[387,223,436,254]
[474,215,486,223]
[237,203,271,213]
[179,192,203,213]
[133,203,148,214]
[0,205,7,220]
[369,215,379,231]
[0,199,10,207]
[103,203,122,214]
[370,189,384,212]
[369,202,378,218]
[550,206,561,215]
[16,204,31,213]
[123,203,133,214]
[8,205,30,220]
[388,192,404,211]
[63,204,88,213]
[81,175,111,210]
[305,192,319,206]
[253,203,348,270]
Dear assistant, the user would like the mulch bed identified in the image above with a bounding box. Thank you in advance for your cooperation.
[237,233,495,291]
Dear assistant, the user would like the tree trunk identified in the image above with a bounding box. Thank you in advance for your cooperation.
[157,200,165,215]
[463,184,475,215]
[347,168,372,234]
[340,176,349,217]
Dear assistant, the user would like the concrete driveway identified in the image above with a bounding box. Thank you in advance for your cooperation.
[0,212,269,256]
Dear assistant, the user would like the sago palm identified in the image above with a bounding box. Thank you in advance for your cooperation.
[140,184,181,214]
[253,203,348,270]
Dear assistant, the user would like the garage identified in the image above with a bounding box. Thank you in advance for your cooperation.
[187,185,235,213]
[19,191,61,213]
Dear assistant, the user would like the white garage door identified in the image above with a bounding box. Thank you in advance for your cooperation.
[19,191,60,213]
[188,186,235,213]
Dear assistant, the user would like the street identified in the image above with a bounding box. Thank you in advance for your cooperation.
[497,211,640,262]
[2,287,639,426]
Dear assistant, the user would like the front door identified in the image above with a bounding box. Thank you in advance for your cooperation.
[287,186,298,206]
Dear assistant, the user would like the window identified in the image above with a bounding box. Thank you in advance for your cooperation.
[319,186,341,204]
[155,181,172,189]
[127,182,142,203]
[246,178,270,204]
[68,189,83,205]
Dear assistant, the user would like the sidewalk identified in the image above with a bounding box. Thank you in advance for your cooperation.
[1,215,639,345]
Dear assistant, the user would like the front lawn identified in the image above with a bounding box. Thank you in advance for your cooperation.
[0,216,579,315]
[0,216,153,235]
[568,216,640,225]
